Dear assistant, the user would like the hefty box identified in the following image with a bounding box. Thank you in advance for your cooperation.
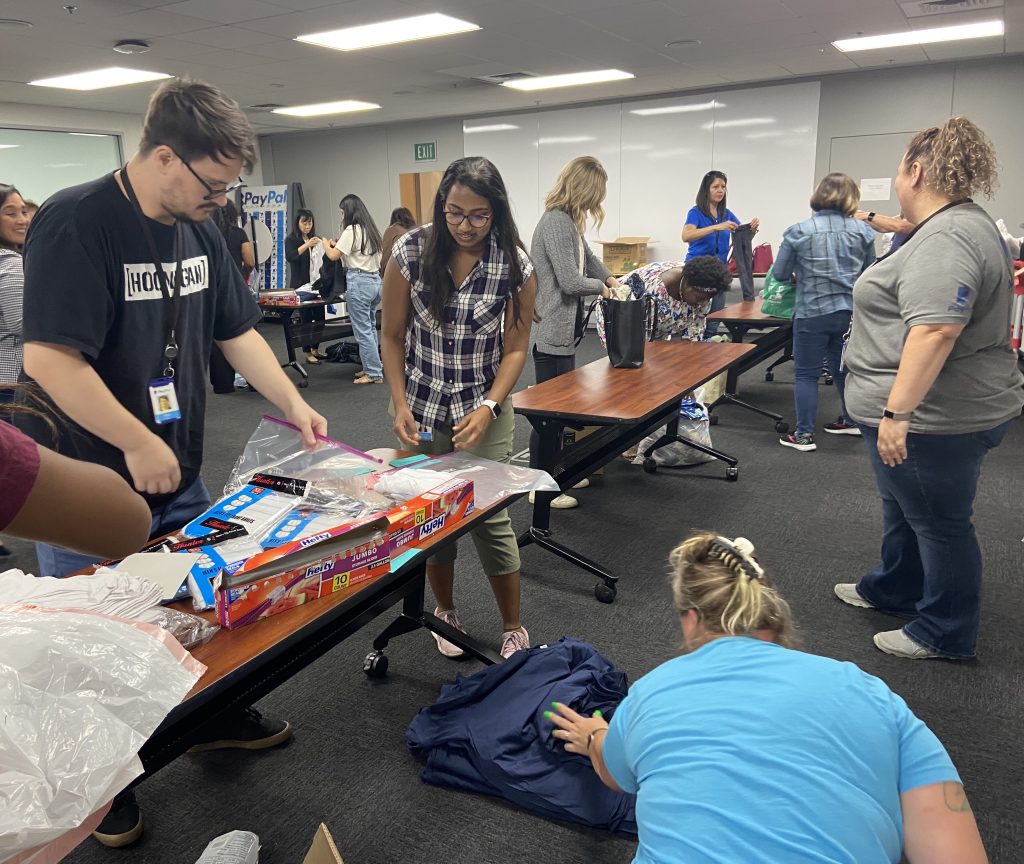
[383,476,474,554]
[215,513,391,629]
[594,236,651,273]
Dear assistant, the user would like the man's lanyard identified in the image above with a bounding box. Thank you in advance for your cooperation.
[119,166,185,377]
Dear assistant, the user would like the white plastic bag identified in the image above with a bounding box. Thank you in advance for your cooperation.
[632,388,715,467]
[0,606,204,862]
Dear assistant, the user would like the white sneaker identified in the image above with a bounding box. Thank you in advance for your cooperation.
[527,491,579,509]
[873,628,943,660]
[499,626,530,659]
[432,607,466,658]
[572,478,590,489]
[833,583,874,608]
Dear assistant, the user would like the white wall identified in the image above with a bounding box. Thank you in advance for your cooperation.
[462,81,820,263]
[259,118,463,236]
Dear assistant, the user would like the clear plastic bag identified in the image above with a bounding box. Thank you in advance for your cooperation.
[136,606,220,649]
[0,606,204,862]
[194,831,260,864]
[224,415,383,497]
[633,389,715,467]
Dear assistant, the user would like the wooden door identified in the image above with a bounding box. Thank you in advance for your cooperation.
[399,171,443,223]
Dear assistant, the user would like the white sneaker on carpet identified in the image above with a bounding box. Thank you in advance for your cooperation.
[432,607,466,658]
[528,491,579,509]
[572,478,590,489]
[833,583,874,608]
[499,626,530,659]
[873,628,943,660]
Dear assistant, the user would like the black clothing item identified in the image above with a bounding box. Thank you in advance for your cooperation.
[529,345,577,467]
[209,343,235,393]
[225,225,249,274]
[284,232,311,289]
[731,224,755,301]
[19,172,261,504]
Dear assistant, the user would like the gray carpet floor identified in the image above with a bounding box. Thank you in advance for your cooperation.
[12,305,1020,864]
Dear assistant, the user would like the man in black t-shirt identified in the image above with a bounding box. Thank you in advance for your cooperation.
[20,78,326,848]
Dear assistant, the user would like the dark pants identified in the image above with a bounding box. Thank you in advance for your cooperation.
[529,346,576,467]
[731,224,755,301]
[704,288,728,338]
[792,310,851,435]
[300,305,326,353]
[209,344,235,393]
[857,420,1012,658]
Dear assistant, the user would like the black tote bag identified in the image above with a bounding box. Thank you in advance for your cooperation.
[601,296,655,368]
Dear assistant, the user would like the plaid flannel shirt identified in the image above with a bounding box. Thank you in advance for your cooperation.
[393,226,533,429]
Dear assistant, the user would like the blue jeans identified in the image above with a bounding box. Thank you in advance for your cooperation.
[703,288,728,338]
[857,420,1011,658]
[346,270,383,380]
[792,310,851,435]
[35,477,212,577]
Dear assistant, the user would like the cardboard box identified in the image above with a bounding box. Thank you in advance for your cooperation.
[303,824,344,864]
[594,236,651,272]
[213,477,475,629]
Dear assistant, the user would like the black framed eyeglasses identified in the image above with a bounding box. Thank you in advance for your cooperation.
[444,208,491,228]
[174,151,246,201]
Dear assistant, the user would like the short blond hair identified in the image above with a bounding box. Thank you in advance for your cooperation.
[544,156,607,233]
[809,172,859,216]
[904,116,998,200]
[669,533,798,649]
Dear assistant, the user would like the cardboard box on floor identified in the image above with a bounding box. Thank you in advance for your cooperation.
[303,824,344,864]
[594,236,651,272]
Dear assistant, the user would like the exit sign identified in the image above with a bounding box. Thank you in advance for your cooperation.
[414,141,436,162]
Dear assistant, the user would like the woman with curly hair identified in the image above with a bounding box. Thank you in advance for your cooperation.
[838,117,1024,660]
[548,533,986,863]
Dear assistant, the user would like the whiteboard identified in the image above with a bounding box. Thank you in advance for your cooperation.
[465,80,821,265]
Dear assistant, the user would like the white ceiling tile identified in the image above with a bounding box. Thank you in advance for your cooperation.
[158,0,294,25]
[922,36,1007,61]
[845,44,931,68]
[175,25,285,48]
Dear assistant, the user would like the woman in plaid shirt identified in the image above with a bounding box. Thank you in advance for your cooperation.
[381,157,538,660]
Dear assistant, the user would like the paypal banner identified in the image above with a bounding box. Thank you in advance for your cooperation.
[241,185,288,292]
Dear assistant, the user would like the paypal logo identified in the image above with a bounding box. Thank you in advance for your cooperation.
[242,189,287,208]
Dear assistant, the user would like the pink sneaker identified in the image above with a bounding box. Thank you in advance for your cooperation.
[499,626,530,660]
[432,608,466,658]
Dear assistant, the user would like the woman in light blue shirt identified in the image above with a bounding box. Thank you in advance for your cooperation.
[773,172,876,451]
[548,533,986,864]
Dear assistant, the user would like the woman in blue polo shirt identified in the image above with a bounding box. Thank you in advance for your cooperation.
[682,170,759,335]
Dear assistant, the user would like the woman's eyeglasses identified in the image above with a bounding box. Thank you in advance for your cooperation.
[444,209,491,228]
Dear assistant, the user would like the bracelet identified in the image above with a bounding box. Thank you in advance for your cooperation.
[587,726,608,752]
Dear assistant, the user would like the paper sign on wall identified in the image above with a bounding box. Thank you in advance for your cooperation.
[859,177,892,201]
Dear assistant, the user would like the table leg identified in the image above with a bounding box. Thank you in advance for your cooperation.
[707,324,789,433]
[280,310,309,389]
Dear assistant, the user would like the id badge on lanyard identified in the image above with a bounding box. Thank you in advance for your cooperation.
[121,166,185,425]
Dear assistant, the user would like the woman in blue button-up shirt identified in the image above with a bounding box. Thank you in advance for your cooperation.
[773,172,876,450]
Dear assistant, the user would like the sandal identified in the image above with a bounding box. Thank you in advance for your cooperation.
[305,353,321,365]
[354,375,383,385]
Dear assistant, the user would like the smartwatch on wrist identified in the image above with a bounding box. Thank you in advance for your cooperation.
[482,399,501,420]
[882,409,912,421]
[867,212,876,223]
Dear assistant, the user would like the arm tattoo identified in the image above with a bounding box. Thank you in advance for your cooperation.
[943,782,972,813]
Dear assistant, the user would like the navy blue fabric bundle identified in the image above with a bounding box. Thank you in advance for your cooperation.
[406,637,637,834]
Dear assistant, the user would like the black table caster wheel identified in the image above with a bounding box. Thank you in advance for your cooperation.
[764,371,775,382]
[298,379,309,389]
[363,650,389,678]
[642,458,657,474]
[824,375,834,386]
[774,420,789,434]
[709,414,719,426]
[726,467,739,482]
[594,582,617,604]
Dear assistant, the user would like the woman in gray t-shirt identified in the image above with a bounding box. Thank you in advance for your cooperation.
[837,117,1023,662]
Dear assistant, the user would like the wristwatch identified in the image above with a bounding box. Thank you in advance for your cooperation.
[882,409,912,421]
[867,212,876,223]
[482,399,501,420]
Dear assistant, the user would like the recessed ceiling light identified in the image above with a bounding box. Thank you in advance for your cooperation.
[630,100,724,116]
[501,69,634,91]
[0,144,19,150]
[296,13,479,51]
[536,135,597,145]
[464,123,519,133]
[68,132,106,137]
[29,67,171,91]
[271,100,381,117]
[833,19,1003,52]
[0,19,32,29]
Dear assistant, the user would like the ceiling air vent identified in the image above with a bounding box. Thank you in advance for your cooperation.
[899,0,1003,17]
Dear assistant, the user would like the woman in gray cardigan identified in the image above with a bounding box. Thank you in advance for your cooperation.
[529,156,620,508]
